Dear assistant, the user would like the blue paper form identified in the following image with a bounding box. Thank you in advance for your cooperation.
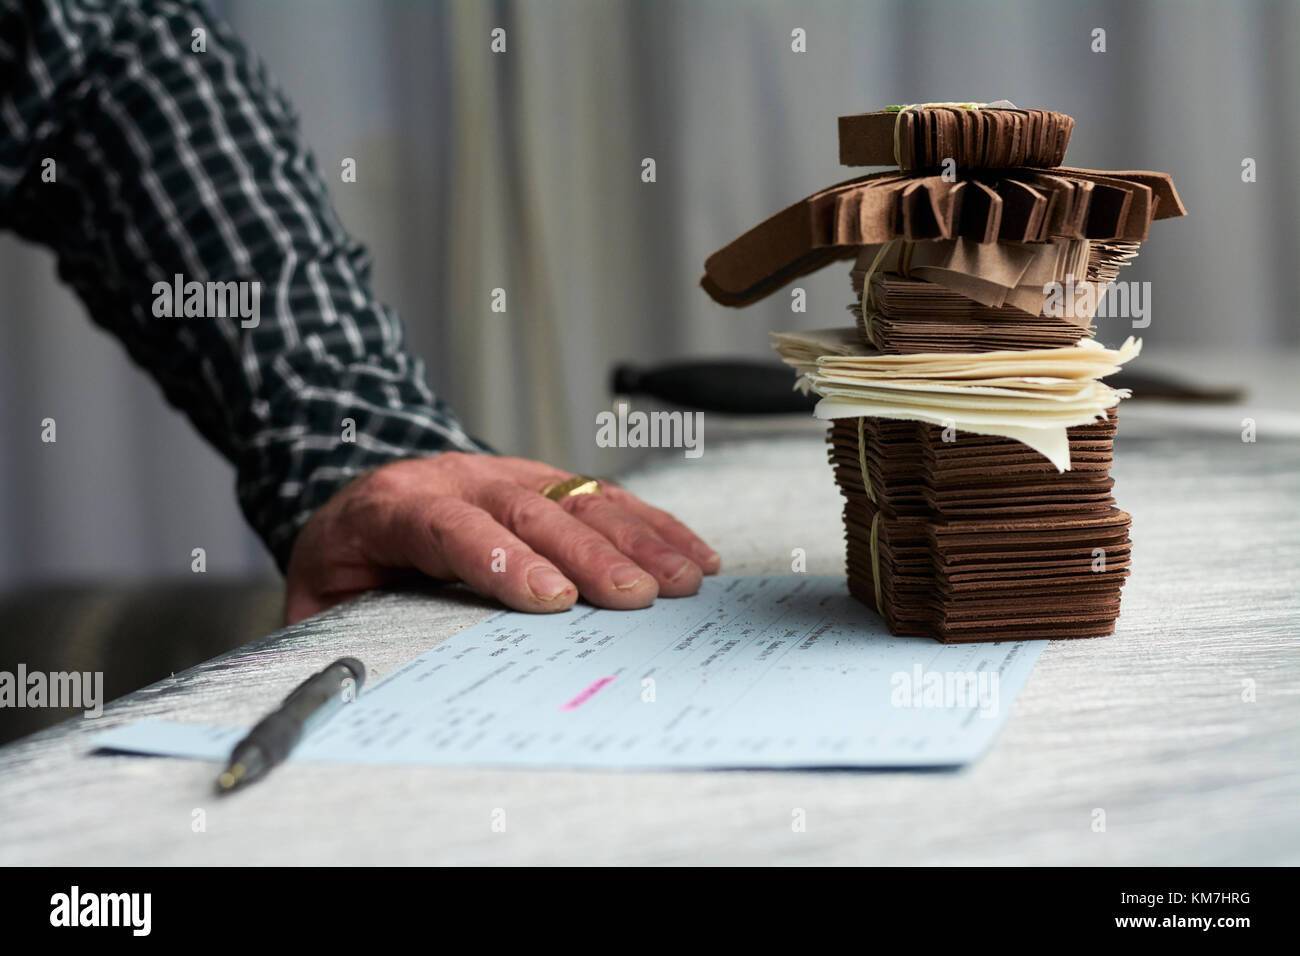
[94,576,1045,770]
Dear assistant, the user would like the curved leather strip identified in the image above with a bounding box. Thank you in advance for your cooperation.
[699,248,856,307]
[701,168,1184,308]
[1054,167,1187,220]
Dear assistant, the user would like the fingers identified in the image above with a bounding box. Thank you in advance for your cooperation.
[384,496,579,613]
[287,456,720,624]
[558,493,703,597]
[601,484,722,574]
[474,482,662,610]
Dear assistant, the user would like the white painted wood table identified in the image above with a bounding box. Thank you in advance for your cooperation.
[1,369,1297,865]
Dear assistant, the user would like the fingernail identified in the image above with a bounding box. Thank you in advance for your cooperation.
[693,543,720,566]
[528,566,573,601]
[611,564,651,590]
[661,556,694,583]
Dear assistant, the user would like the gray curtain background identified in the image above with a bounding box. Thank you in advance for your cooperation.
[1,0,1296,584]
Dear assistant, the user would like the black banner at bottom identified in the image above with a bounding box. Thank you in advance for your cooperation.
[5,866,1280,941]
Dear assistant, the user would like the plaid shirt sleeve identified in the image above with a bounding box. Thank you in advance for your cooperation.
[0,0,490,569]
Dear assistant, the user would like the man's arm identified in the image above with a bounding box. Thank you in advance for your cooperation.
[0,0,719,620]
[1,0,490,566]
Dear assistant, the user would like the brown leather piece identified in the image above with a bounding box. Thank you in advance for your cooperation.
[701,169,1183,307]
[849,241,1137,353]
[827,410,1133,643]
[837,108,1074,170]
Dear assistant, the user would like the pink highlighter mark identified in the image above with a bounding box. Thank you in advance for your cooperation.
[560,676,617,711]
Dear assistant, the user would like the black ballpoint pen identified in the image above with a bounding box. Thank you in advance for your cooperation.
[216,657,366,794]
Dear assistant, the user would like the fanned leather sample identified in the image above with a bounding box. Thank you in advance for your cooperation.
[838,107,1075,170]
[702,168,1183,307]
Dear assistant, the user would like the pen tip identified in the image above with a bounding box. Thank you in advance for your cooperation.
[216,762,246,793]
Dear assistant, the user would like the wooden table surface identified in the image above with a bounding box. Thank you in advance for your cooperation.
[2,383,1297,865]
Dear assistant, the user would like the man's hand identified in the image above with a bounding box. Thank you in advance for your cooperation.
[284,453,721,624]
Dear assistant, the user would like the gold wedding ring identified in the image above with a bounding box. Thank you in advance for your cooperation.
[541,475,602,501]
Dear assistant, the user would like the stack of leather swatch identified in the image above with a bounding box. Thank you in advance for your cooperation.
[701,104,1186,643]
[851,239,1140,353]
[838,105,1075,170]
[829,413,1131,641]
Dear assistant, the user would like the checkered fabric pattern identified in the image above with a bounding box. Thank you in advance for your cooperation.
[0,0,489,569]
